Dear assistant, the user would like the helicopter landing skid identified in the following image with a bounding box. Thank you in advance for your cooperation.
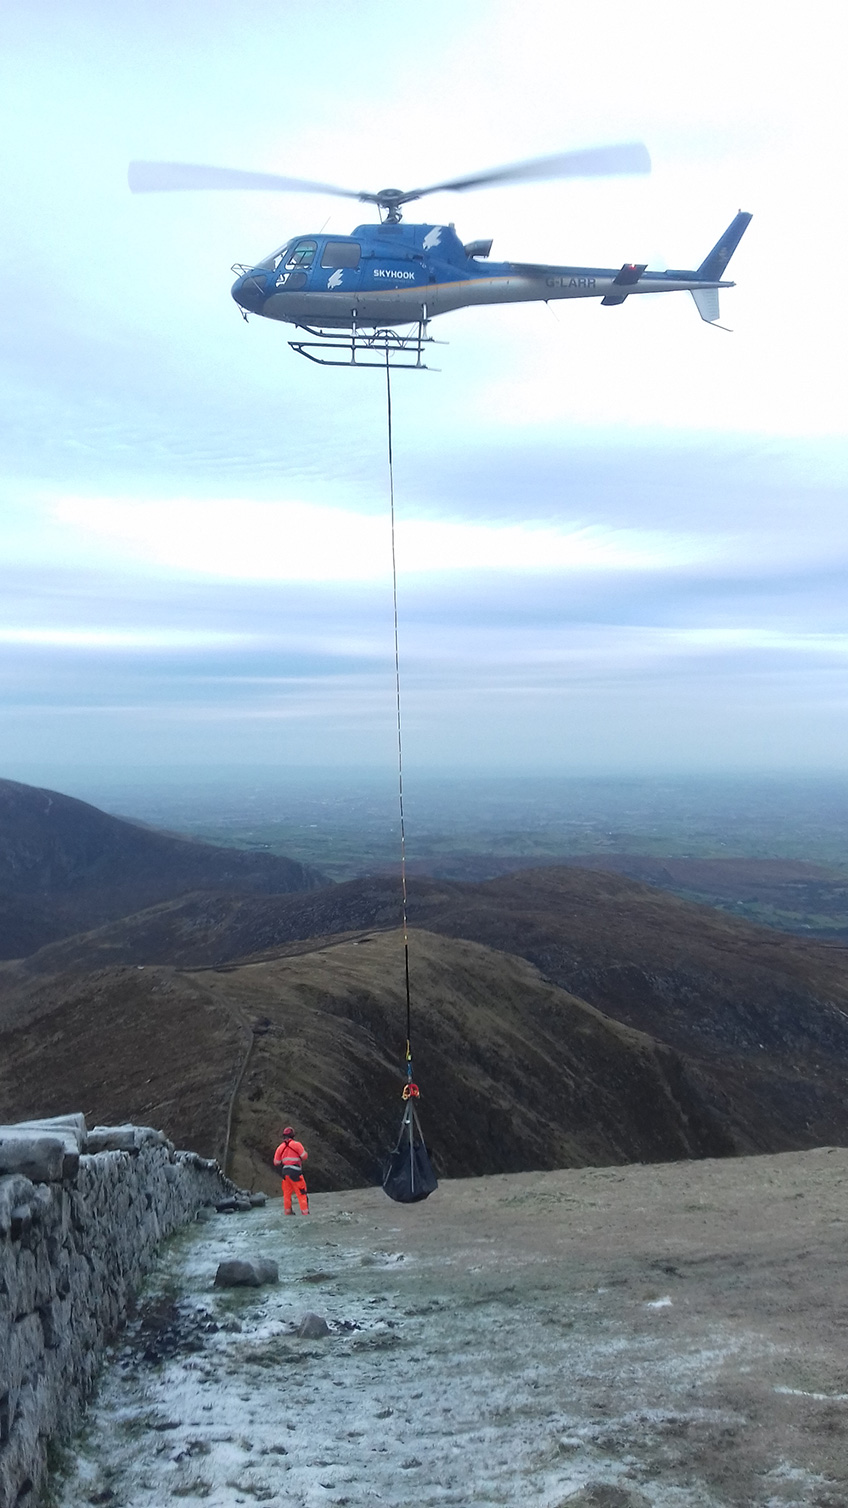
[288,319,443,370]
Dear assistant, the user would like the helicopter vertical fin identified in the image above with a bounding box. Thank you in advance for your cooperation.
[696,211,752,281]
[691,287,721,323]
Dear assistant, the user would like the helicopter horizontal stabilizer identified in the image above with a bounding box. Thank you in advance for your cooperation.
[612,262,647,287]
[601,261,647,306]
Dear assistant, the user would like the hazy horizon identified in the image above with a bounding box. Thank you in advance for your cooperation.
[7,764,848,871]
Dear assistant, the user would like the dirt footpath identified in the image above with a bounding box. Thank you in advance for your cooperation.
[52,1149,848,1508]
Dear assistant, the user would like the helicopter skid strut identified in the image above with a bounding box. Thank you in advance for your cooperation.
[288,316,443,370]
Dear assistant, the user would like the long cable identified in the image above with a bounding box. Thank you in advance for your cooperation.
[385,351,413,1078]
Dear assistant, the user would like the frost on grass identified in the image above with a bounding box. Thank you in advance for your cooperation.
[47,1170,842,1508]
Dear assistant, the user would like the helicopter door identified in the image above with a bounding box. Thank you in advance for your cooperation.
[275,238,317,292]
[319,238,362,294]
[362,252,428,299]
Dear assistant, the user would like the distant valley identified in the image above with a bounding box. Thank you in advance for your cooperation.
[67,767,848,937]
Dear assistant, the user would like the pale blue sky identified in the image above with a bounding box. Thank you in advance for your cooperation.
[2,0,847,784]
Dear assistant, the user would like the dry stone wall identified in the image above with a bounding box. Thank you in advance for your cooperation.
[0,1113,245,1508]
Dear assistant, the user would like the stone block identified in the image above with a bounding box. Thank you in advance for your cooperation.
[38,1296,70,1350]
[33,1243,55,1308]
[10,1112,86,1141]
[554,1487,652,1508]
[0,1377,42,1504]
[0,1137,66,1184]
[0,1176,38,1238]
[69,1251,92,1300]
[297,1312,330,1339]
[68,1190,88,1232]
[0,1341,10,1407]
[0,1115,86,1155]
[62,1152,81,1181]
[12,1250,38,1318]
[0,1397,30,1504]
[45,1233,65,1272]
[85,1127,139,1154]
[9,1312,45,1389]
[0,1381,12,1445]
[27,1184,57,1229]
[85,1124,167,1155]
[11,1206,32,1244]
[214,1258,278,1288]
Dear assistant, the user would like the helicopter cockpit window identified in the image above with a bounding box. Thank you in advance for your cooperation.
[286,240,317,269]
[321,240,361,270]
[256,243,291,271]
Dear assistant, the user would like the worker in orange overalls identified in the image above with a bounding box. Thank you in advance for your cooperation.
[273,1126,309,1214]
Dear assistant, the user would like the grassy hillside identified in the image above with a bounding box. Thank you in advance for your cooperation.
[6,865,848,1178]
[5,779,848,1186]
[0,928,735,1190]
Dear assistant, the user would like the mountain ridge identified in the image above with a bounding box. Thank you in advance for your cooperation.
[0,777,325,956]
[3,778,848,1187]
[0,927,736,1190]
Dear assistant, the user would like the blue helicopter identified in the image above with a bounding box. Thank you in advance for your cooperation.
[129,146,751,368]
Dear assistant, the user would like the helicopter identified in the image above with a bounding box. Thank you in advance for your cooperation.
[128,146,751,369]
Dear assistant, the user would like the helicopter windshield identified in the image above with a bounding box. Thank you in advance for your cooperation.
[256,238,318,273]
[256,242,292,271]
[285,239,317,268]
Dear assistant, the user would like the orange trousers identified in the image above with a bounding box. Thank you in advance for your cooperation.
[281,1173,309,1214]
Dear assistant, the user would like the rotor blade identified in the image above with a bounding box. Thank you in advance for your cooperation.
[128,161,365,199]
[397,143,651,205]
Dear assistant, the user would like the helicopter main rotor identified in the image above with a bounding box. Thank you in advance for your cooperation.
[128,143,650,221]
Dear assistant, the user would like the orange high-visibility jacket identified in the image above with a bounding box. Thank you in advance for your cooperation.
[274,1138,308,1175]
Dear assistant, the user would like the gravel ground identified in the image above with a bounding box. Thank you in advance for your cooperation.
[49,1148,848,1508]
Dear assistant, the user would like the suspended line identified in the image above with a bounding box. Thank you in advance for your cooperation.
[380,352,439,1205]
[385,351,413,1081]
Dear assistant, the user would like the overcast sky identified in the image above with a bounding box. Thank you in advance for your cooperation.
[2,0,847,790]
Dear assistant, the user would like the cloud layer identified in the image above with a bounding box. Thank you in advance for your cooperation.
[1,0,847,782]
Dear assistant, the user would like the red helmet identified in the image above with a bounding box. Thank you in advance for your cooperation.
[283,1126,295,1136]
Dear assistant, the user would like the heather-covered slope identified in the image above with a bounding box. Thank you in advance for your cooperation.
[11,865,848,1161]
[0,927,734,1190]
[556,852,848,937]
[0,778,324,955]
